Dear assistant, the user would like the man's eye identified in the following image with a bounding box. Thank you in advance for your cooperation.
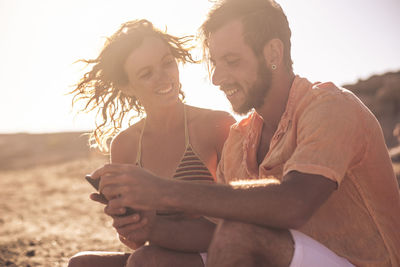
[226,58,239,66]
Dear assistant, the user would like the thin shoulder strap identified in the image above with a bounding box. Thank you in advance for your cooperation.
[135,118,146,167]
[183,105,190,147]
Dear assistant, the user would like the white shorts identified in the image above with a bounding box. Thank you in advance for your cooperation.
[289,230,354,267]
[199,252,207,265]
[200,230,355,266]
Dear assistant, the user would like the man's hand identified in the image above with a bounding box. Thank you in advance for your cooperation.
[92,164,171,211]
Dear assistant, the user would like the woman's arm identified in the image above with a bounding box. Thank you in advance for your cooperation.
[107,206,215,252]
[108,122,217,252]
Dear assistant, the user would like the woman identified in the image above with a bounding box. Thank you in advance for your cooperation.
[68,19,235,267]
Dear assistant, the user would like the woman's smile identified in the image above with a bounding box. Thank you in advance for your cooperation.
[155,84,173,95]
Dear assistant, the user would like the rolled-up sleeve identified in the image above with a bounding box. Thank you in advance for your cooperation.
[284,92,366,184]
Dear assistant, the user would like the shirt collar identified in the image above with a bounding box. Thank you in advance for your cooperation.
[232,75,313,134]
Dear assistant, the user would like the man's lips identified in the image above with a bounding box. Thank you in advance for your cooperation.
[224,88,238,97]
[221,84,241,97]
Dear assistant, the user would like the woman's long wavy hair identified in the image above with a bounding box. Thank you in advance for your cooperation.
[71,19,196,152]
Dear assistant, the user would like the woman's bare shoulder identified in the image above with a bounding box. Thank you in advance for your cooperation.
[186,105,235,152]
[186,105,235,126]
[112,120,144,144]
[110,119,145,163]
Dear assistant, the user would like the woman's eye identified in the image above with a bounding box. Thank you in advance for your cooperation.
[163,59,175,67]
[139,71,152,79]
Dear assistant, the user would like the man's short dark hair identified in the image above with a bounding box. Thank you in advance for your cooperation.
[200,0,293,72]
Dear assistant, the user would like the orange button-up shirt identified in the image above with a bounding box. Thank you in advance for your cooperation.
[217,76,400,266]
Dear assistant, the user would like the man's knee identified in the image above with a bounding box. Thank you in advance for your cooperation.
[208,220,294,266]
[210,220,249,249]
[211,220,292,248]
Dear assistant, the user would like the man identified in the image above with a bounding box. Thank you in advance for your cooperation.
[94,0,400,266]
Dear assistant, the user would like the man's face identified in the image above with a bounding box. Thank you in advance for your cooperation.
[209,19,271,115]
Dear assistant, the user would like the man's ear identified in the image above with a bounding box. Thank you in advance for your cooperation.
[262,38,284,71]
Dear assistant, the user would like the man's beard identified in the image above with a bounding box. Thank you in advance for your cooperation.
[234,61,272,115]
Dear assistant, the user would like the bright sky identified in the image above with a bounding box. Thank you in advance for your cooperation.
[0,0,399,133]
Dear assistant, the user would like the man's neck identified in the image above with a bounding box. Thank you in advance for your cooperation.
[256,71,295,130]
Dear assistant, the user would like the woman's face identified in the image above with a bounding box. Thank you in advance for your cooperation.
[122,36,181,110]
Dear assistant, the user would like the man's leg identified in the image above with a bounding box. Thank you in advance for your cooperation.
[126,245,204,267]
[207,220,355,267]
[207,220,294,267]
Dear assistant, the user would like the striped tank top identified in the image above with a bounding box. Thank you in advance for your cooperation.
[135,105,215,183]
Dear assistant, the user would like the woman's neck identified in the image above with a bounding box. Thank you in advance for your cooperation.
[144,101,185,133]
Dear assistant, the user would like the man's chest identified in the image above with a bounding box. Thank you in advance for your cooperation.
[222,123,297,182]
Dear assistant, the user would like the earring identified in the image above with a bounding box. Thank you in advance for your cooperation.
[271,64,277,70]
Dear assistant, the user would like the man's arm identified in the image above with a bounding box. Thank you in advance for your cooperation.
[163,171,337,229]
[98,165,337,230]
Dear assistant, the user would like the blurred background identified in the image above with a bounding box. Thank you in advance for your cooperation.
[1,0,399,168]
[0,0,399,134]
[0,0,399,266]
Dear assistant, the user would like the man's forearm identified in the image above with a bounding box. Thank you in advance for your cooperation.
[148,216,215,252]
[162,180,288,227]
[161,173,337,229]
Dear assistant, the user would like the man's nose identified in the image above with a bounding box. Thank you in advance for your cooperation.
[211,65,226,86]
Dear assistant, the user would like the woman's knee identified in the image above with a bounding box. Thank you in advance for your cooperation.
[126,245,204,267]
[126,246,160,267]
[68,252,93,267]
[68,251,130,267]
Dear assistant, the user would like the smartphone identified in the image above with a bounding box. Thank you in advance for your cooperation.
[85,175,108,203]
[85,175,100,191]
[85,174,136,216]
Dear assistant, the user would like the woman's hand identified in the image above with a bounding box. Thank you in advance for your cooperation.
[118,234,145,250]
[109,210,157,249]
[89,192,108,204]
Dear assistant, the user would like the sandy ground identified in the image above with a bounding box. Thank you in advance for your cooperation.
[0,132,399,267]
[0,157,130,267]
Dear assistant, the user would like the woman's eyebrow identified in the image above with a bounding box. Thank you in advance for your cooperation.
[135,52,174,75]
[162,52,174,60]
